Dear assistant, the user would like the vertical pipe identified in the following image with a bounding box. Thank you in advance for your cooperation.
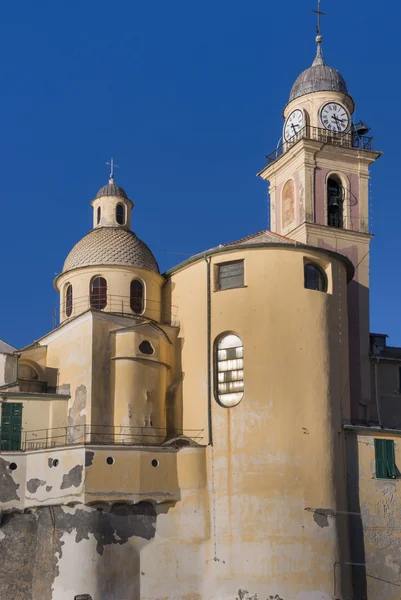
[375,358,383,428]
[205,255,213,445]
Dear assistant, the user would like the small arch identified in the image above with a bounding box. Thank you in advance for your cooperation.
[65,283,73,317]
[90,276,107,310]
[214,333,244,407]
[304,262,328,293]
[327,174,344,228]
[97,206,101,225]
[18,363,39,381]
[130,279,144,314]
[116,203,126,225]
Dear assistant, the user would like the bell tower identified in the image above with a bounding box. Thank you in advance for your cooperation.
[258,29,381,422]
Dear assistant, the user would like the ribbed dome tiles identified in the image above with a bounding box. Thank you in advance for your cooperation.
[62,227,159,274]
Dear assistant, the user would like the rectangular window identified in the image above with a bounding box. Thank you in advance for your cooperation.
[217,260,244,291]
[0,402,23,451]
[375,439,397,479]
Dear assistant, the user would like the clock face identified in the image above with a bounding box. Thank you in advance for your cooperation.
[320,103,350,133]
[284,109,304,141]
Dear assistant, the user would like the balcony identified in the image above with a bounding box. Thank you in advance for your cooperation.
[1,424,205,452]
[266,125,374,166]
[61,293,179,326]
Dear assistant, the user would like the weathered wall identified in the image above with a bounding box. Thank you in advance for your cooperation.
[163,245,352,599]
[346,429,401,600]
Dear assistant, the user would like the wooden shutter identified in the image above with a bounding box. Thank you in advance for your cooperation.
[375,439,397,479]
[0,403,23,451]
[385,440,397,478]
[375,439,387,478]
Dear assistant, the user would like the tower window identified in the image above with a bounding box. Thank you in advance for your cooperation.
[304,263,328,293]
[327,175,344,228]
[116,203,125,225]
[97,206,101,225]
[130,279,144,314]
[216,260,244,291]
[65,284,73,317]
[215,333,244,407]
[90,277,107,310]
[375,439,397,479]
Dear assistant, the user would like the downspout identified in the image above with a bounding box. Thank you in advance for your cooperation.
[205,254,212,445]
[375,358,383,428]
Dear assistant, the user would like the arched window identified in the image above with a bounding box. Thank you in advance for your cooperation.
[97,206,101,225]
[327,175,343,228]
[90,277,107,310]
[215,333,244,407]
[65,284,73,317]
[130,279,144,314]
[116,203,125,225]
[304,263,328,293]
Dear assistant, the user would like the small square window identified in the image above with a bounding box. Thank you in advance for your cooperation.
[375,439,397,479]
[216,260,244,291]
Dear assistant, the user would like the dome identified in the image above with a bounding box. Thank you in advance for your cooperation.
[95,181,128,200]
[289,40,348,102]
[62,227,159,274]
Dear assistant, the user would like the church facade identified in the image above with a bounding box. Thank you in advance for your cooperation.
[0,31,399,600]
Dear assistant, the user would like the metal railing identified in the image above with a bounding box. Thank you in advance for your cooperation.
[60,293,179,327]
[266,126,374,165]
[0,425,205,452]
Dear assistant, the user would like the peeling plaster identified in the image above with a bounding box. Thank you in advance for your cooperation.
[85,451,94,467]
[312,508,335,528]
[0,502,157,600]
[27,478,46,493]
[60,465,83,490]
[0,457,20,502]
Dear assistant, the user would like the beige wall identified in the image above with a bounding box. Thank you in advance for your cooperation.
[346,429,401,600]
[56,265,164,324]
[163,244,353,598]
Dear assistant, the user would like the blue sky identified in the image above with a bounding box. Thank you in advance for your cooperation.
[0,0,399,348]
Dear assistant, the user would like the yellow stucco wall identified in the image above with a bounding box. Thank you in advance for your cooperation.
[346,429,401,600]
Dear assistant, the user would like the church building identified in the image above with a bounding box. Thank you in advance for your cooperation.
[0,24,399,600]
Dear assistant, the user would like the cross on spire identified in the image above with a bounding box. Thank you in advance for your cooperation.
[106,157,119,183]
[312,0,326,36]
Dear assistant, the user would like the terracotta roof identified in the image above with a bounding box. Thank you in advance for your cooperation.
[62,227,159,274]
[220,230,295,248]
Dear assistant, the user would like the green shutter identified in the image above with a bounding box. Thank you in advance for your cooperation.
[375,439,397,479]
[375,439,387,478]
[0,403,23,451]
[385,440,397,478]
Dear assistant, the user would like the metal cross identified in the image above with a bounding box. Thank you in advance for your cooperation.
[106,157,119,180]
[312,0,327,35]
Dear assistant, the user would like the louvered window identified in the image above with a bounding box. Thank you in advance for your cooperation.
[217,260,244,290]
[215,334,244,407]
[375,439,397,479]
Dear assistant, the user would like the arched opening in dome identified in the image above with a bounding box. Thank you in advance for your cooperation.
[327,175,344,228]
[90,276,107,310]
[130,279,144,314]
[116,203,126,225]
[97,206,101,225]
[65,284,73,317]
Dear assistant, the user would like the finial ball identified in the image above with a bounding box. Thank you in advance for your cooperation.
[316,34,323,43]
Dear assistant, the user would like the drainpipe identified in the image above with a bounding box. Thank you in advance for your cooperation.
[375,358,383,428]
[205,254,212,445]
